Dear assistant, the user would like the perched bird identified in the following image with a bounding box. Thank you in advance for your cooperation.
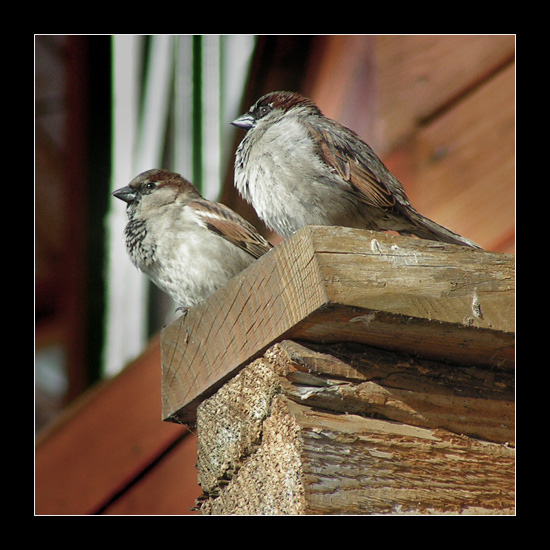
[232,91,479,248]
[113,169,272,310]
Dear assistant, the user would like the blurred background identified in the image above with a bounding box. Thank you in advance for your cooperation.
[35,35,515,515]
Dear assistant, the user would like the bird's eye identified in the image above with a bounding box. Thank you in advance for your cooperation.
[144,181,157,191]
[257,103,272,118]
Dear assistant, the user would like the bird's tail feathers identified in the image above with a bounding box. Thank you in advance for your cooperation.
[403,208,481,249]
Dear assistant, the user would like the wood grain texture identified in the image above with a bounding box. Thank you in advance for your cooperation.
[161,226,515,424]
[196,341,515,515]
[291,400,514,515]
[270,340,514,445]
[161,225,325,423]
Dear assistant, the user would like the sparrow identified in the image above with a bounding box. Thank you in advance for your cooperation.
[232,91,480,248]
[112,169,272,310]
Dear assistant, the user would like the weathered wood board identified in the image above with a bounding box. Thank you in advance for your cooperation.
[161,226,515,424]
[196,341,515,515]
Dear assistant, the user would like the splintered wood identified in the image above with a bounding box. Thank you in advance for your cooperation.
[160,226,515,514]
[196,341,514,515]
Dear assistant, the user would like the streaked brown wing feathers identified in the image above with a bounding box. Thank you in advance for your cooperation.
[311,124,396,209]
[191,200,272,259]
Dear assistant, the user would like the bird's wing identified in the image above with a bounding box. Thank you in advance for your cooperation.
[305,119,398,209]
[190,200,272,259]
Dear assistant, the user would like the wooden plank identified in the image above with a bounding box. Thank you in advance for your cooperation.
[196,342,515,515]
[271,340,514,445]
[407,63,515,252]
[161,226,515,424]
[306,35,515,155]
[100,433,201,515]
[288,400,514,515]
[35,335,188,515]
[383,63,515,253]
[375,34,515,153]
[161,225,325,423]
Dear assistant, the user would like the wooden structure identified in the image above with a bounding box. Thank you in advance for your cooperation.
[161,226,515,514]
[35,35,514,515]
[34,336,200,515]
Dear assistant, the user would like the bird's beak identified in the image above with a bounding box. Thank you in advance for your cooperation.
[112,186,137,204]
[231,113,255,130]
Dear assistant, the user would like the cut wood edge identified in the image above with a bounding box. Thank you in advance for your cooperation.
[161,226,515,424]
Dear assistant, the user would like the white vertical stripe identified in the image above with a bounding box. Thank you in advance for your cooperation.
[174,36,194,180]
[202,35,221,201]
[220,35,256,166]
[135,35,175,173]
[105,35,148,377]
